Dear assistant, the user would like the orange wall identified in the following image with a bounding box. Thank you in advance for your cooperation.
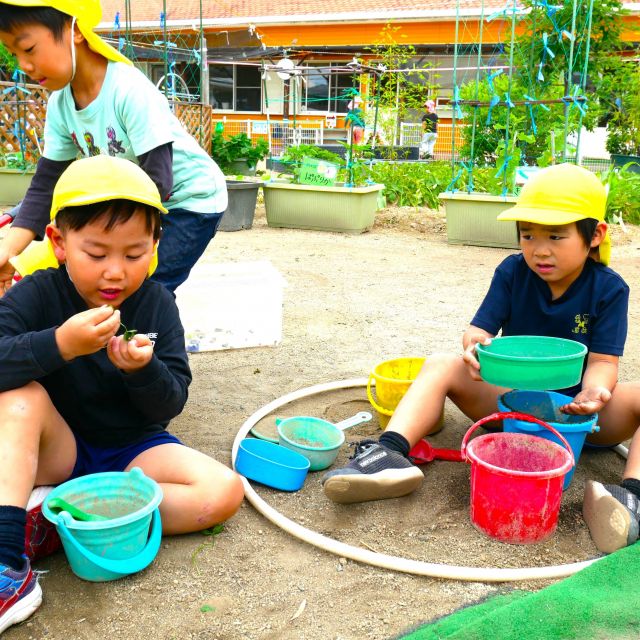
[252,15,640,48]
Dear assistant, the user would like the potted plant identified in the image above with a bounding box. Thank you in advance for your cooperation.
[218,178,262,232]
[210,131,270,176]
[603,61,640,173]
[262,144,384,234]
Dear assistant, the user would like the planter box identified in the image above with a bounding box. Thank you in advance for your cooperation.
[219,180,261,232]
[263,181,384,234]
[0,168,35,205]
[228,159,258,176]
[439,191,519,250]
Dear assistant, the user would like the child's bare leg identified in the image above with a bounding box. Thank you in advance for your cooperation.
[0,382,77,633]
[386,353,507,445]
[582,382,640,553]
[0,382,77,507]
[126,444,244,535]
[322,353,507,504]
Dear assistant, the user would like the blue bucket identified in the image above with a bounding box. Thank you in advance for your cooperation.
[498,390,599,489]
[42,467,163,582]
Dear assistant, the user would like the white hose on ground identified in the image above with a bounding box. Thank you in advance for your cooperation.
[232,377,624,582]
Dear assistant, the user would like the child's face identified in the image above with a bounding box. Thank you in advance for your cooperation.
[48,209,156,309]
[518,221,603,297]
[0,22,74,90]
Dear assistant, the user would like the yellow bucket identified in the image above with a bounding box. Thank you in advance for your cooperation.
[367,357,426,429]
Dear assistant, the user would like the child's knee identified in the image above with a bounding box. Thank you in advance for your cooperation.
[197,468,244,528]
[0,381,51,424]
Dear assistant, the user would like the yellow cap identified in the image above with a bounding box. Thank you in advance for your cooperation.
[12,155,166,277]
[50,155,168,220]
[0,0,132,65]
[497,163,610,265]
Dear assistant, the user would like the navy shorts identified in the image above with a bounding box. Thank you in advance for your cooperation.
[69,431,183,480]
[150,208,223,293]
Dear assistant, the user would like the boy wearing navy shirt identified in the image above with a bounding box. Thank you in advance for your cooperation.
[323,164,640,555]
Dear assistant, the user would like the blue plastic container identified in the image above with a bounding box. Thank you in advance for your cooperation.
[235,438,310,491]
[42,467,163,582]
[498,390,599,489]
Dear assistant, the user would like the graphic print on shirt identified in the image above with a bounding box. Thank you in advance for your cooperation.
[573,313,589,334]
[106,126,126,156]
[83,132,101,156]
[70,132,85,156]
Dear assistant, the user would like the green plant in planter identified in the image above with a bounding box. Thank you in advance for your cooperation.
[602,163,640,225]
[210,131,269,173]
[602,60,640,157]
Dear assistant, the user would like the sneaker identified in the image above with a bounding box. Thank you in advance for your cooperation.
[583,480,640,554]
[321,440,423,504]
[25,487,61,562]
[0,557,42,634]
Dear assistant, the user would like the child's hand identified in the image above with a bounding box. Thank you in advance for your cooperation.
[107,333,153,372]
[462,335,492,381]
[560,386,611,416]
[56,305,120,360]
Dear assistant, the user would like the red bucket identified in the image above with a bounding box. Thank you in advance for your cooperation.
[461,412,574,545]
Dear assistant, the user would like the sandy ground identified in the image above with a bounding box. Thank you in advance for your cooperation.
[5,205,640,640]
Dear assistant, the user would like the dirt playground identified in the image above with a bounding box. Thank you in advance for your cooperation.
[4,204,640,640]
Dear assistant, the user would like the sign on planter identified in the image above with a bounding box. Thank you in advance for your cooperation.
[298,156,339,187]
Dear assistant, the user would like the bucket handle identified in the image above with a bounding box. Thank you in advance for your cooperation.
[366,375,393,417]
[460,411,575,468]
[56,508,162,577]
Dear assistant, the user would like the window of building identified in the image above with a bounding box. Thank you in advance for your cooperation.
[209,64,262,112]
[303,64,358,113]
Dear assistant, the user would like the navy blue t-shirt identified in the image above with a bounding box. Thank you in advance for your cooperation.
[471,254,629,396]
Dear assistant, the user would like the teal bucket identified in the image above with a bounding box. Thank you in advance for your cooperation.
[42,467,163,582]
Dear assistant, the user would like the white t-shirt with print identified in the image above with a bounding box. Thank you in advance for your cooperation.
[43,61,227,213]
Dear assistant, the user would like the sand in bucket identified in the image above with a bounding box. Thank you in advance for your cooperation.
[42,467,163,581]
[463,414,574,545]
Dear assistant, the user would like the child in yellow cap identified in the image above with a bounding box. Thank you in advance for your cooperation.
[0,155,243,633]
[323,164,640,541]
[0,0,227,294]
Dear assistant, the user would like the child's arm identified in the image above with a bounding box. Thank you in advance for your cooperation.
[0,158,72,294]
[462,324,495,381]
[561,352,619,415]
[0,297,119,391]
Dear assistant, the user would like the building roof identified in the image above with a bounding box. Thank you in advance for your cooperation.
[97,0,517,29]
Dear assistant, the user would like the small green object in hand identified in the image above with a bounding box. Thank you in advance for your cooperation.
[120,323,137,342]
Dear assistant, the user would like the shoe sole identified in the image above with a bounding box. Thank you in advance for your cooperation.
[583,480,638,554]
[0,581,42,634]
[323,468,424,504]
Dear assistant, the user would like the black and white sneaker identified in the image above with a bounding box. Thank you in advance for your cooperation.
[321,440,423,504]
[583,480,640,553]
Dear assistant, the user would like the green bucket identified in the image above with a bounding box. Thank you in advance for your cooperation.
[42,468,163,582]
[476,336,587,391]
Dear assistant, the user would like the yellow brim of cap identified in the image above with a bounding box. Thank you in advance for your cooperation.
[496,206,604,224]
[50,192,168,220]
[79,24,132,66]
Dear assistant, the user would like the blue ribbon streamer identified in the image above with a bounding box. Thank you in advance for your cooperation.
[486,95,500,125]
[451,86,463,120]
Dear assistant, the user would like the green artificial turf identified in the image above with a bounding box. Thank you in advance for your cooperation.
[398,543,640,640]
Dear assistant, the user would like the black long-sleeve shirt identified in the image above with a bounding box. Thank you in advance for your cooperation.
[0,266,191,447]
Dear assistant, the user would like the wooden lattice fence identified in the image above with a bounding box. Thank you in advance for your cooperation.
[0,81,212,162]
[172,102,212,152]
[0,80,47,164]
